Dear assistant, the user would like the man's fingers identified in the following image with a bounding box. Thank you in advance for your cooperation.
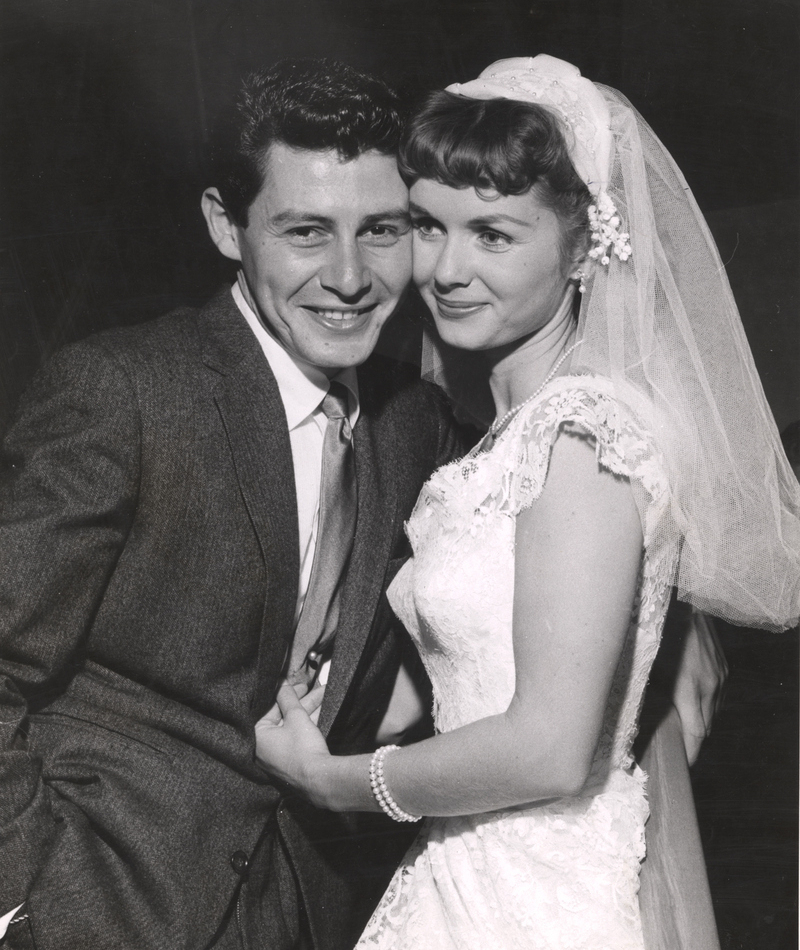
[683,730,705,767]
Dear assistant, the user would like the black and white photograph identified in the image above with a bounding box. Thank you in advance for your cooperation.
[1,3,797,949]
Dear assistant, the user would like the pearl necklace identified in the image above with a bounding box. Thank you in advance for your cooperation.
[489,338,582,439]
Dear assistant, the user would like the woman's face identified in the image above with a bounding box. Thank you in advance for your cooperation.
[410,178,574,352]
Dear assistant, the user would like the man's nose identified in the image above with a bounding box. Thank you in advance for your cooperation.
[319,240,372,300]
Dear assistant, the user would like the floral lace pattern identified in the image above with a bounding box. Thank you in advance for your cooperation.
[356,377,678,950]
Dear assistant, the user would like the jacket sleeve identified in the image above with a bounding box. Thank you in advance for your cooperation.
[0,340,140,904]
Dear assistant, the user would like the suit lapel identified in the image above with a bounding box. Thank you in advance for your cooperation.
[199,292,299,719]
[319,397,398,735]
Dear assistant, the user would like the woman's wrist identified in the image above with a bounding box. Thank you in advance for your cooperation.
[305,752,380,813]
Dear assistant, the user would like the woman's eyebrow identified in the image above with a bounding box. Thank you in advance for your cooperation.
[468,214,531,228]
[409,204,531,229]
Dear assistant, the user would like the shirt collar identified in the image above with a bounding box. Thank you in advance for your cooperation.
[231,279,360,431]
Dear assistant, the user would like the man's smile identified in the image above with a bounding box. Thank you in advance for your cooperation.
[302,304,378,327]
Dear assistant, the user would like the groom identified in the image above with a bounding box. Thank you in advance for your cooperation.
[0,59,457,950]
[0,59,721,950]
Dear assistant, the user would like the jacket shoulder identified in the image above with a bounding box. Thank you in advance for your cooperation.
[358,354,450,418]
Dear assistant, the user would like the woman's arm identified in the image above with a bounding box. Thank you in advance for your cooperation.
[259,432,643,817]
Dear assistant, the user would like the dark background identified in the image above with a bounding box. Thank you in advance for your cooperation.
[1,1,797,947]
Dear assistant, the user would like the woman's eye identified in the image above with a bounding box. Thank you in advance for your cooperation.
[413,220,444,240]
[479,230,511,249]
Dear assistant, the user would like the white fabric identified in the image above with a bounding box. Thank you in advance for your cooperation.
[357,377,676,950]
[0,904,25,940]
[232,281,358,627]
[425,56,800,631]
[447,55,613,195]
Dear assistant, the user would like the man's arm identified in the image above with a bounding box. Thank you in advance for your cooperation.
[0,341,140,907]
[649,599,728,765]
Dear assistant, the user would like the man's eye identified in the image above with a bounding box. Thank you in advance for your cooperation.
[287,227,325,244]
[361,225,403,246]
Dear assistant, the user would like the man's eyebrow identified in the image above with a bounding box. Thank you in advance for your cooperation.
[269,208,411,228]
[409,202,432,217]
[270,211,335,227]
[361,209,411,227]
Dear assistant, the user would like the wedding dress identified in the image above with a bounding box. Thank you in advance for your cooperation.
[357,375,678,950]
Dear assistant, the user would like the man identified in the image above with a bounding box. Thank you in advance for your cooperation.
[0,59,458,950]
[0,59,721,950]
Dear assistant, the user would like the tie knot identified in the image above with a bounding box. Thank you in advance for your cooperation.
[322,381,350,421]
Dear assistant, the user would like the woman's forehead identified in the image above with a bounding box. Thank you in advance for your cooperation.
[409,178,551,225]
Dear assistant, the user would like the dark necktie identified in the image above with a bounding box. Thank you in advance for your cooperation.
[289,380,357,676]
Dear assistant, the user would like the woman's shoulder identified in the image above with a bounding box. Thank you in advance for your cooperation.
[514,373,665,463]
[502,373,672,532]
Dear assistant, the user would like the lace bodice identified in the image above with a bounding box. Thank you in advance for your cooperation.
[391,375,675,771]
[357,377,679,950]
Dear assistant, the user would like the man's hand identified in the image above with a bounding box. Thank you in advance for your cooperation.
[650,600,728,765]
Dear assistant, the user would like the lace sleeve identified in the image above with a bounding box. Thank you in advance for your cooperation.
[498,377,672,550]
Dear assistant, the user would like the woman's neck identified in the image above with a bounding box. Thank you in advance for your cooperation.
[487,289,579,418]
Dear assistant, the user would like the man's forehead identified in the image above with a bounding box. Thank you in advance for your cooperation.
[258,142,409,220]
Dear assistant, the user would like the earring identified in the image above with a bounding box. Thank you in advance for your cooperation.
[575,269,587,294]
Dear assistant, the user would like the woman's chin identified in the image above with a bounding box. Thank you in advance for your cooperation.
[433,322,488,352]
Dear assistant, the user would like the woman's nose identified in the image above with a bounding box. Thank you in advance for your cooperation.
[433,237,471,289]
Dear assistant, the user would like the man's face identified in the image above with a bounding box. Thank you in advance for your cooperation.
[209,143,411,372]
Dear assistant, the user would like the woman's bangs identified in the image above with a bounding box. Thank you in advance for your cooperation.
[401,110,530,194]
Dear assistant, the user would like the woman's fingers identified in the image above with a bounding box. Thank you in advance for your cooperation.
[260,702,283,727]
[300,684,325,714]
[276,681,305,716]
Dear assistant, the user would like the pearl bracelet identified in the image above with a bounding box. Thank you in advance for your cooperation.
[369,744,421,823]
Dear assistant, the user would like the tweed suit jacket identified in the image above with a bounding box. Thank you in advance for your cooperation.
[0,289,459,950]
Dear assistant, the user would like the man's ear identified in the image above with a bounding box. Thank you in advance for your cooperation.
[201,188,242,262]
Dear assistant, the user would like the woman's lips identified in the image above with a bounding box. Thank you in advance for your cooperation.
[433,296,488,318]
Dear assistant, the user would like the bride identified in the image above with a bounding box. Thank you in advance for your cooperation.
[255,56,800,948]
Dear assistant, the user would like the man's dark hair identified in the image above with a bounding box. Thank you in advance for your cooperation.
[214,59,405,226]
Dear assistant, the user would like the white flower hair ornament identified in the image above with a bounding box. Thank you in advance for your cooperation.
[446,55,632,275]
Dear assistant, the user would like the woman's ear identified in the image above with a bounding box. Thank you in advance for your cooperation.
[201,188,243,262]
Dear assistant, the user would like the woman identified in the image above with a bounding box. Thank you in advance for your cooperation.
[256,56,800,948]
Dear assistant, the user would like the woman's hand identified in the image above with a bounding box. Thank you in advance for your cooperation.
[255,682,330,802]
[259,677,326,727]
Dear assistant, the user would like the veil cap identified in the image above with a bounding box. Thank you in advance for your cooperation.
[446,55,612,195]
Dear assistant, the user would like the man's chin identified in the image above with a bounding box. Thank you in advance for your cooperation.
[295,329,385,372]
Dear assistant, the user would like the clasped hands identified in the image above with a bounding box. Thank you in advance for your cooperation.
[254,679,331,801]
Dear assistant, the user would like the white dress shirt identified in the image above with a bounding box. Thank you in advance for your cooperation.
[232,280,359,653]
